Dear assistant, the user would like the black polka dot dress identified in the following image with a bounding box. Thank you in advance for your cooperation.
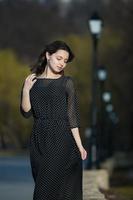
[20,75,83,200]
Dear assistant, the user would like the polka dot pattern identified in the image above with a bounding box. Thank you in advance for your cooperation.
[20,75,83,200]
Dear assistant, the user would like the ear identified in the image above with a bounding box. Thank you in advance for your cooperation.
[46,52,50,60]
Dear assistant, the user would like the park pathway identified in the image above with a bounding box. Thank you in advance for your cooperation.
[83,170,108,200]
[0,156,107,200]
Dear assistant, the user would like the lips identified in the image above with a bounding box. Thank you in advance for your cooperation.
[57,66,63,70]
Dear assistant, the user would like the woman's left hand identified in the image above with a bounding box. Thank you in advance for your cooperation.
[79,146,88,160]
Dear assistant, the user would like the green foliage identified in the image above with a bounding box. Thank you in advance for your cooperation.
[0,49,32,149]
[100,28,122,59]
[99,27,133,150]
[112,186,133,199]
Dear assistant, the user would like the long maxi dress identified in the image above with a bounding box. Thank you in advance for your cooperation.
[20,75,83,200]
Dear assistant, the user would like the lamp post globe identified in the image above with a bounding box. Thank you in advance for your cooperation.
[97,66,107,82]
[102,91,112,103]
[106,104,114,113]
[88,12,103,39]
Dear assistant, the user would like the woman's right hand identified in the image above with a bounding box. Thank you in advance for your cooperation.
[23,73,37,92]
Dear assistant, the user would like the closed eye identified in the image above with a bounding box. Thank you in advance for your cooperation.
[57,57,68,63]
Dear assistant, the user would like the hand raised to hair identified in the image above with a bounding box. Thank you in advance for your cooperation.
[23,73,37,92]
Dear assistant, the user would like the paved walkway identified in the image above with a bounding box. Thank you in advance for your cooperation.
[0,172,106,200]
[83,170,108,200]
[0,156,108,200]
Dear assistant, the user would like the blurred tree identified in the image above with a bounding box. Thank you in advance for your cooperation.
[101,0,133,151]
[0,0,104,59]
[0,0,61,59]
[0,49,32,149]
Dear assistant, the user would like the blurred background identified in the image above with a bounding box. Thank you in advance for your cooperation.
[0,0,133,199]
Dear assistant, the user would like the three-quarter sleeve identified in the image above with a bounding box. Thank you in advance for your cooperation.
[66,77,80,129]
[20,84,32,118]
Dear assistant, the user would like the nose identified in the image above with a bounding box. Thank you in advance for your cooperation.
[60,61,64,67]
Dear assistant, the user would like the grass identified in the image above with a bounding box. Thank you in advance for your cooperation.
[112,186,133,198]
[0,149,29,157]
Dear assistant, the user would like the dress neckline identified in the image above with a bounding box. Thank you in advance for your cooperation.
[37,75,64,80]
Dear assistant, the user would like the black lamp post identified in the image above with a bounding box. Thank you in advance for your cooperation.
[97,66,107,162]
[102,91,113,159]
[97,66,107,118]
[88,12,103,169]
[97,66,107,116]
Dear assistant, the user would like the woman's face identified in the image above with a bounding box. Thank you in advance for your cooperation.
[46,49,69,73]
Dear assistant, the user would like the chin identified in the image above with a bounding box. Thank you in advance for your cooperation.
[51,65,63,74]
[55,67,63,73]
[52,69,61,74]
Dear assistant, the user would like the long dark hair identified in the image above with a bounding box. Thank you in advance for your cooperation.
[30,40,75,75]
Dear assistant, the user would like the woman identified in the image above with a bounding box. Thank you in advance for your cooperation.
[20,40,87,200]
